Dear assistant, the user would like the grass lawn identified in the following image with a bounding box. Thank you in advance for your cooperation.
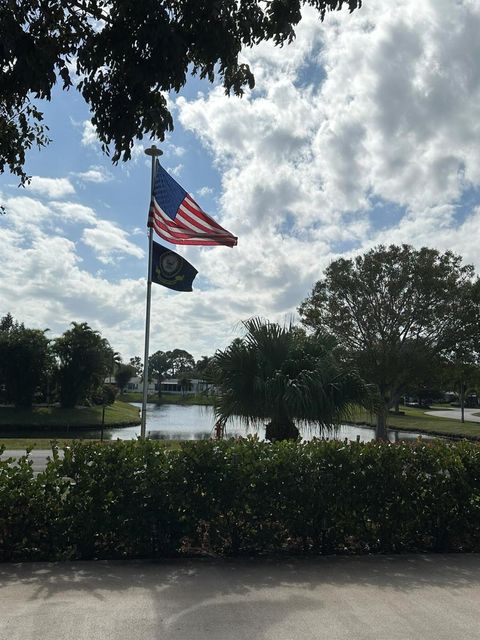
[350,405,480,439]
[120,392,214,406]
[0,437,183,450]
[0,437,103,449]
[0,400,140,429]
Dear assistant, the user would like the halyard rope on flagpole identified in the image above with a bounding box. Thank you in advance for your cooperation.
[141,144,162,439]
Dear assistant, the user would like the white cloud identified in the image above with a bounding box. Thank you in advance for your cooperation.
[81,120,99,147]
[49,202,145,265]
[0,205,238,360]
[310,0,480,212]
[82,220,144,264]
[169,163,184,177]
[0,194,52,235]
[75,165,113,183]
[27,176,75,199]
[371,204,480,269]
[130,142,146,162]
[174,0,480,339]
[180,0,480,218]
[51,201,97,225]
[164,144,186,157]
[0,224,146,356]
[197,186,213,198]
[0,196,149,359]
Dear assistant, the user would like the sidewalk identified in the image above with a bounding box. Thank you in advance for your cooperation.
[1,555,480,640]
[424,408,480,423]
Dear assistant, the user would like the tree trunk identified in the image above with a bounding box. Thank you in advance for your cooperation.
[265,420,299,442]
[375,404,388,440]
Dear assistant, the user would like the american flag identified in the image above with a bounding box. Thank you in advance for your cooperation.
[148,161,237,247]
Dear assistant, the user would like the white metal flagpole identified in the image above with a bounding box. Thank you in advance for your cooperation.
[140,144,163,439]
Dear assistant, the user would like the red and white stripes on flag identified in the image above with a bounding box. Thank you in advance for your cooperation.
[148,193,237,247]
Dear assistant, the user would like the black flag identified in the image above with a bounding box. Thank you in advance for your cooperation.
[151,241,198,292]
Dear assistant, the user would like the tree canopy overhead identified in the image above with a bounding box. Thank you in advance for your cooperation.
[0,0,361,182]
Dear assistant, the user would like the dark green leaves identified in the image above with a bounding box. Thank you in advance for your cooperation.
[0,0,362,182]
[1,437,480,561]
[53,321,115,408]
[0,319,50,408]
[209,317,371,439]
[298,244,480,433]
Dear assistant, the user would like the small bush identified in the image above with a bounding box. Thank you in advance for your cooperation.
[1,438,480,561]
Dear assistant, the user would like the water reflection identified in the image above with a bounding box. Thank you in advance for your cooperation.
[148,430,212,441]
[96,403,437,443]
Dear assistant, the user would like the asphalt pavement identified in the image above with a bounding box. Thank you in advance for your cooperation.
[0,449,62,473]
[424,408,480,423]
[1,555,480,640]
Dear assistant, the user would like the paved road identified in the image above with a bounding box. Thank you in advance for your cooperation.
[424,408,480,423]
[1,555,480,640]
[0,449,62,473]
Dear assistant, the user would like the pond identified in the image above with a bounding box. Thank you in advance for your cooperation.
[95,403,436,443]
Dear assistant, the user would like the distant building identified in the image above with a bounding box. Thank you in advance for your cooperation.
[112,376,212,395]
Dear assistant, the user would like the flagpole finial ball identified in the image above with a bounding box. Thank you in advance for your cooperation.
[145,145,163,157]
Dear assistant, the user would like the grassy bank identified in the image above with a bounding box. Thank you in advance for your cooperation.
[119,391,214,406]
[0,400,140,430]
[0,437,183,450]
[0,437,104,449]
[350,405,480,439]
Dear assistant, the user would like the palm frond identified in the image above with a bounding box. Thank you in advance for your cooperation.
[211,317,370,438]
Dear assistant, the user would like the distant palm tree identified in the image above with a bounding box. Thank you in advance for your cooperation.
[210,317,371,441]
[179,376,191,398]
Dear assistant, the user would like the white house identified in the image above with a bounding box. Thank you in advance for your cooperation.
[123,376,211,395]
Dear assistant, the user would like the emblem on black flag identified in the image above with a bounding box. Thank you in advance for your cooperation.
[152,241,198,292]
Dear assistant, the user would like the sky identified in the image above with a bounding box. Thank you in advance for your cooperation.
[1,0,480,362]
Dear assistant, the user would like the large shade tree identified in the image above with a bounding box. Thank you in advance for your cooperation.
[148,350,170,398]
[299,244,480,439]
[0,0,361,185]
[53,322,114,408]
[0,315,50,407]
[195,356,212,376]
[210,317,370,441]
[166,349,195,377]
[148,348,195,397]
[0,313,20,395]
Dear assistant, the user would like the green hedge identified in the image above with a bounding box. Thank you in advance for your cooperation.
[2,438,480,561]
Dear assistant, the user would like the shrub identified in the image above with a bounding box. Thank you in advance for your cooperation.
[90,383,117,406]
[1,438,480,561]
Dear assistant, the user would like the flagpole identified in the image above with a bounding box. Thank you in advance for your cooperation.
[141,144,163,439]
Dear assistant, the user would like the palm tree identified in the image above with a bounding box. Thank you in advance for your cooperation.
[179,376,191,398]
[210,317,371,441]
